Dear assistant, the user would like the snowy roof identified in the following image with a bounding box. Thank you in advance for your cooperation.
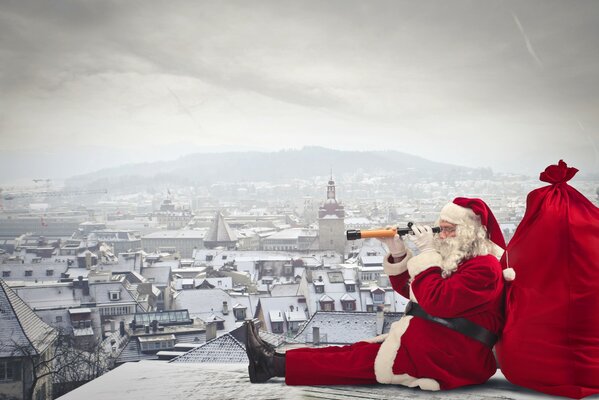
[68,308,92,314]
[269,310,285,322]
[170,333,247,364]
[295,311,378,344]
[0,279,57,357]
[360,255,384,266]
[56,361,556,400]
[141,265,171,285]
[142,230,205,239]
[285,310,307,322]
[204,212,238,243]
[340,293,356,301]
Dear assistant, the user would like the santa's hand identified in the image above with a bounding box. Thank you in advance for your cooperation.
[378,227,406,259]
[411,224,435,253]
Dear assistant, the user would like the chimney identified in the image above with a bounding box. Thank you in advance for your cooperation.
[151,320,158,332]
[376,305,385,335]
[205,321,217,342]
[222,301,229,315]
[312,327,320,346]
[144,325,150,334]
[119,320,126,336]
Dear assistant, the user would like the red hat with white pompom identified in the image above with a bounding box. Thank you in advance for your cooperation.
[440,197,515,281]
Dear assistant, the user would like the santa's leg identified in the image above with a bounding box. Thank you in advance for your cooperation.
[285,341,381,385]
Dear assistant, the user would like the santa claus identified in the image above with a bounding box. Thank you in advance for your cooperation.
[246,197,509,390]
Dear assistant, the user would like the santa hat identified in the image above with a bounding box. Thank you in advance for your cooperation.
[440,197,515,281]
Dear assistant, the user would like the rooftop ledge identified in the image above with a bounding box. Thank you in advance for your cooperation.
[57,361,598,400]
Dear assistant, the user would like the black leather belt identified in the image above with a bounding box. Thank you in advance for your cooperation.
[405,301,498,348]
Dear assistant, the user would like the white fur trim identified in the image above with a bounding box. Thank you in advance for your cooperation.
[440,202,474,225]
[407,251,443,278]
[362,333,388,344]
[503,268,516,281]
[374,316,440,390]
[491,242,504,258]
[383,250,412,276]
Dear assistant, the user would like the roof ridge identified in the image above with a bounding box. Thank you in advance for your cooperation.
[0,278,57,356]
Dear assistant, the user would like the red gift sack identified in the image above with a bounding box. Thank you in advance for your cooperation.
[497,160,599,399]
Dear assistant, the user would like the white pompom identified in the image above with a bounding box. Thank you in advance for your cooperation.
[503,268,516,281]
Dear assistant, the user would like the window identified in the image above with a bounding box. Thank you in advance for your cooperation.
[345,284,355,292]
[109,291,121,301]
[24,270,33,277]
[272,321,283,333]
[55,316,63,323]
[373,292,385,304]
[320,301,334,311]
[46,269,54,276]
[342,301,356,311]
[0,360,21,382]
[2,271,9,277]
[233,308,247,321]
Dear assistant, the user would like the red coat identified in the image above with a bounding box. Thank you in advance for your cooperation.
[374,250,505,390]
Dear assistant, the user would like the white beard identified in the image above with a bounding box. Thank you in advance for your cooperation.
[434,236,467,276]
[433,223,497,277]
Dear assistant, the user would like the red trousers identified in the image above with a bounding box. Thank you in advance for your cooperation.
[285,341,381,385]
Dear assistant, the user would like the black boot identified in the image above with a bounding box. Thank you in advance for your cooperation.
[248,320,275,355]
[246,321,283,383]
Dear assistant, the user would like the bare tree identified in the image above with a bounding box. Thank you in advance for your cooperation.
[4,329,112,400]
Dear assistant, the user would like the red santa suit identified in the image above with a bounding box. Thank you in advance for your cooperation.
[286,197,507,390]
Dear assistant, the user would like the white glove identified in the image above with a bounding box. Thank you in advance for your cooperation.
[378,227,407,259]
[411,225,435,253]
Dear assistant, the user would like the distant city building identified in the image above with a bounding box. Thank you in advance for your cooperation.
[0,211,88,239]
[318,175,346,257]
[261,228,318,252]
[88,230,142,254]
[142,230,206,258]
[154,199,194,229]
[203,212,238,249]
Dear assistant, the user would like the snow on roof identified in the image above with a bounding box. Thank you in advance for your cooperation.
[170,333,247,363]
[142,230,206,239]
[68,308,92,314]
[73,327,94,337]
[269,310,285,322]
[55,361,550,400]
[285,310,307,322]
[295,311,377,345]
[0,279,57,357]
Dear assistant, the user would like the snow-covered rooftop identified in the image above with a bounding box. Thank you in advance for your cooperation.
[56,361,580,400]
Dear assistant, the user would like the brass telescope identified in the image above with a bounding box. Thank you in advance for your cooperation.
[346,222,441,241]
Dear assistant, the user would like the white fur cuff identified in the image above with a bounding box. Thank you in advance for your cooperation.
[383,251,412,276]
[362,333,388,344]
[407,251,442,278]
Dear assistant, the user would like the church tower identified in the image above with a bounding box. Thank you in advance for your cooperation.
[318,172,346,257]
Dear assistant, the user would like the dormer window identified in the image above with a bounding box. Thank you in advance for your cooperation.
[371,289,385,304]
[109,291,121,301]
[2,271,9,278]
[233,306,247,321]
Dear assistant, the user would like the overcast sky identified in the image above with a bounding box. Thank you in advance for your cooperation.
[1,0,598,180]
